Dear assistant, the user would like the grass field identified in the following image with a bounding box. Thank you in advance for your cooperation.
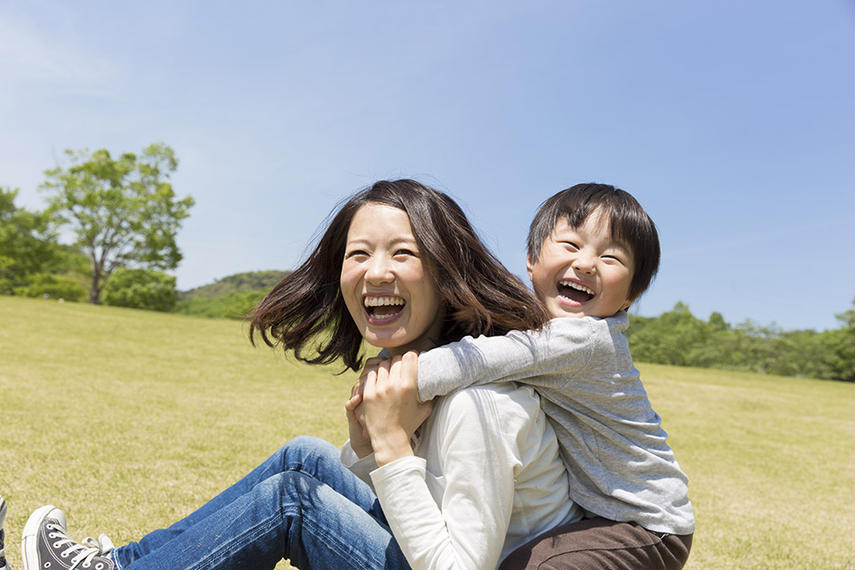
[1,295,853,569]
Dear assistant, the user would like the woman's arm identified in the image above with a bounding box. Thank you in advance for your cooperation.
[366,360,524,569]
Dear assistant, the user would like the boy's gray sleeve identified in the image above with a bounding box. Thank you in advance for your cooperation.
[416,318,597,401]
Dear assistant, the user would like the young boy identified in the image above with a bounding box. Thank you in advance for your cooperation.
[415,183,694,569]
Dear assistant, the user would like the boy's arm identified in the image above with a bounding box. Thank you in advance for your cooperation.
[417,316,602,401]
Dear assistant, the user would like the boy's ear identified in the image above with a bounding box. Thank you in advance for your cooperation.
[525,257,535,281]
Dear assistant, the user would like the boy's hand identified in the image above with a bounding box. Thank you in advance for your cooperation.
[355,356,389,396]
[362,351,434,466]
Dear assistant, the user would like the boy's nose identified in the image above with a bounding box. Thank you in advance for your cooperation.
[572,254,596,274]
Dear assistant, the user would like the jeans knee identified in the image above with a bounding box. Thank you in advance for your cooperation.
[280,436,339,470]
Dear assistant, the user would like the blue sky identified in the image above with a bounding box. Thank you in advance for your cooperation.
[1,1,852,331]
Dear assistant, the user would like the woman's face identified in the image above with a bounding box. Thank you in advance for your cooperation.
[340,203,445,355]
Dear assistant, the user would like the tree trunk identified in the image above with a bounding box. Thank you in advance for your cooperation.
[89,272,101,304]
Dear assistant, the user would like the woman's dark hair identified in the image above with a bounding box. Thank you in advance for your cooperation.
[251,179,548,371]
[527,183,661,303]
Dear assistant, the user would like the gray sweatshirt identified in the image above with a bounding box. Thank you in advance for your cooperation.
[417,311,695,535]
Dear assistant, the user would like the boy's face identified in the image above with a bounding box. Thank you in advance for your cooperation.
[527,209,635,319]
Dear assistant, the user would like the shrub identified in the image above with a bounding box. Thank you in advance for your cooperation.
[12,273,86,302]
[103,268,177,312]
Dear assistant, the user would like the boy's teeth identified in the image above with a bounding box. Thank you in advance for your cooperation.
[559,280,594,296]
[364,296,405,307]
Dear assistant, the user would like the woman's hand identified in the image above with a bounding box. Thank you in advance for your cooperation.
[344,356,392,458]
[362,351,433,467]
[345,378,373,458]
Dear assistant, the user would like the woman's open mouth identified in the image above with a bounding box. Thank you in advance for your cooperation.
[557,280,595,304]
[364,295,406,324]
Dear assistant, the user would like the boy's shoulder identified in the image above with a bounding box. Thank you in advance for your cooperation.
[546,311,629,335]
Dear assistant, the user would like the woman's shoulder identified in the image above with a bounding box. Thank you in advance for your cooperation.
[433,383,542,429]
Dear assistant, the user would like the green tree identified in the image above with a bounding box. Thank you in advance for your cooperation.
[0,187,63,293]
[40,143,194,304]
[103,268,178,312]
[827,300,855,382]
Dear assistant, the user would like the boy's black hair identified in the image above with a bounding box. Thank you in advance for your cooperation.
[527,182,661,304]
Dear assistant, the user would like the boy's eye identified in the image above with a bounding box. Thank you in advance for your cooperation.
[602,254,626,265]
[559,241,579,250]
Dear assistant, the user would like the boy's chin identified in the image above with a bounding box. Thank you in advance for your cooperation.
[548,299,588,319]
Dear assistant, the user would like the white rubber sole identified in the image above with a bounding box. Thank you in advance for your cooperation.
[21,505,62,570]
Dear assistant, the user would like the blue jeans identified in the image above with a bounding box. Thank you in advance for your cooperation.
[111,436,410,570]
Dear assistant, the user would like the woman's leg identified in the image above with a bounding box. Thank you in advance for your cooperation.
[22,436,408,570]
[117,465,409,570]
[116,436,379,562]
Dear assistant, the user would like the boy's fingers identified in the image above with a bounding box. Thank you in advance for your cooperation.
[364,356,387,368]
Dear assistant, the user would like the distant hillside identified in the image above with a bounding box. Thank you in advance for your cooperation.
[175,270,290,319]
[179,270,290,299]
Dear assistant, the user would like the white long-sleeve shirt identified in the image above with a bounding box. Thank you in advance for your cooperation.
[416,313,695,535]
[341,383,582,570]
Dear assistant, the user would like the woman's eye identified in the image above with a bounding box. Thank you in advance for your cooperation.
[394,248,417,257]
[345,250,369,259]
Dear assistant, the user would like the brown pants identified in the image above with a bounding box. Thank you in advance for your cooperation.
[499,517,693,570]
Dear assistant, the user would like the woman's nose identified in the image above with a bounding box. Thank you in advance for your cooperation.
[366,255,394,283]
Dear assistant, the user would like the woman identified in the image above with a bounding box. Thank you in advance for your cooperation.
[21,180,582,570]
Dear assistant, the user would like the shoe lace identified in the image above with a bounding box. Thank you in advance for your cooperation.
[47,524,113,569]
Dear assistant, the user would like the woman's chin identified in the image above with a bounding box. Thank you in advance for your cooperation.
[363,334,429,355]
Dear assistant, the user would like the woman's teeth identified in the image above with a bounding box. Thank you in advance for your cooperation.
[364,296,405,308]
[364,296,405,318]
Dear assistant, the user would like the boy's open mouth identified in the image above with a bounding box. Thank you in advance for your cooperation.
[364,295,406,323]
[558,280,595,304]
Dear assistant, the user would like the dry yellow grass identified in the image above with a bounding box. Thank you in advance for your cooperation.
[1,295,853,569]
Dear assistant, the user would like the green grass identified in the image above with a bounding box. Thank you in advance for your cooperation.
[1,295,853,569]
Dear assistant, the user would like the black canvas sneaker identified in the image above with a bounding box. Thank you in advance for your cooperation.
[0,496,8,570]
[22,506,114,570]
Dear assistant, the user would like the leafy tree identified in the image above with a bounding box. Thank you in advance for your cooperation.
[627,300,855,382]
[103,268,177,312]
[826,300,855,382]
[0,187,62,293]
[40,143,194,304]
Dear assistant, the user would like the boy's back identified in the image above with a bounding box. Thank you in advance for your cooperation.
[417,312,694,535]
